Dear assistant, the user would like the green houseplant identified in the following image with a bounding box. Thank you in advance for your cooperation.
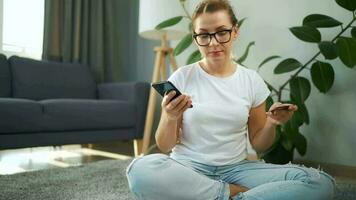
[257,0,356,164]
[155,0,356,164]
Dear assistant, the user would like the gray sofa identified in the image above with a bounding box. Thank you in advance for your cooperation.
[0,54,149,149]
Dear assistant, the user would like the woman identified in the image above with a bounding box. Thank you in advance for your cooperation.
[126,0,335,199]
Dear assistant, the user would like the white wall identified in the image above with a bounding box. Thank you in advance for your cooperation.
[171,0,356,166]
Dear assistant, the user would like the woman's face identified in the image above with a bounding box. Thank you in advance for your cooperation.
[193,10,238,62]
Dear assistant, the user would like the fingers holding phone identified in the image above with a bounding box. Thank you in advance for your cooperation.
[163,91,192,110]
[162,91,192,120]
[162,90,176,107]
[266,102,298,125]
[268,103,295,113]
[152,81,193,120]
[170,93,192,112]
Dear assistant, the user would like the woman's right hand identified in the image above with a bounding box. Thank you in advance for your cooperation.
[162,91,192,120]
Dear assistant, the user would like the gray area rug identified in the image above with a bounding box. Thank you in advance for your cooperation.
[0,159,355,200]
[0,159,133,200]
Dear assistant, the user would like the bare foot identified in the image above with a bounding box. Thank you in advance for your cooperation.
[229,184,249,197]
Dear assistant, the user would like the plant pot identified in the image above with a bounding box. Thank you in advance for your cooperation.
[261,142,294,164]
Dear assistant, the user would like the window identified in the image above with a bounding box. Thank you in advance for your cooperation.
[0,0,44,59]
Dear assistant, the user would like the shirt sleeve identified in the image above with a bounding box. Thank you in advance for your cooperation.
[251,71,270,108]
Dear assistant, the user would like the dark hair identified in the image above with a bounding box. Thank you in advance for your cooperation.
[192,0,238,30]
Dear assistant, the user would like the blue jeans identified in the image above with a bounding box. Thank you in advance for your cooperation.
[126,154,335,200]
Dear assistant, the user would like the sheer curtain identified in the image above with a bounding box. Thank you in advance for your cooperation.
[42,0,129,83]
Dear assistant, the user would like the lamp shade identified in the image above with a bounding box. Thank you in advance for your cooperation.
[139,0,188,40]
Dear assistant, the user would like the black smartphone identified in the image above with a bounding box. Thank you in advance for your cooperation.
[151,81,192,108]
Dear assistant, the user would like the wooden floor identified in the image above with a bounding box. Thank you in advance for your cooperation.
[0,141,135,175]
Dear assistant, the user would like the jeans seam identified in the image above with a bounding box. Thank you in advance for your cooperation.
[216,181,229,200]
[319,170,336,186]
[126,156,143,175]
[240,164,313,176]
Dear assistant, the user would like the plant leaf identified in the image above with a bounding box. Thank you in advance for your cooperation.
[236,41,255,65]
[284,120,300,138]
[352,27,356,39]
[294,133,307,156]
[335,0,356,11]
[298,103,310,125]
[289,26,321,43]
[274,58,302,74]
[336,37,356,68]
[238,17,246,28]
[318,41,338,60]
[186,50,202,65]
[265,96,274,112]
[303,14,342,28]
[283,121,306,156]
[284,98,309,125]
[155,16,183,30]
[258,55,281,69]
[282,136,294,151]
[311,61,335,93]
[289,76,311,104]
[290,109,305,129]
[173,34,193,56]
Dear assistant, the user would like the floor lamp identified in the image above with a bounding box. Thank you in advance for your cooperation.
[137,0,188,156]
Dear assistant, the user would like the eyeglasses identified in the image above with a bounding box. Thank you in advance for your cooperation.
[193,26,234,46]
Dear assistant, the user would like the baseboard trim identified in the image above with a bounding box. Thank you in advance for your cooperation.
[294,159,356,179]
[246,153,356,179]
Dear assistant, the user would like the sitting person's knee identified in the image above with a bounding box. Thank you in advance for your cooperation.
[286,167,311,182]
[299,168,335,198]
[317,172,335,198]
[126,154,172,194]
[126,153,169,175]
[286,166,335,198]
[126,153,171,182]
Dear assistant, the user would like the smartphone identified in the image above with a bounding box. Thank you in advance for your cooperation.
[151,81,192,108]
[271,104,292,111]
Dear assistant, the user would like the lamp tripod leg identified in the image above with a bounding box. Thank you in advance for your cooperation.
[140,47,178,156]
[169,50,178,71]
[160,53,167,80]
[141,50,163,156]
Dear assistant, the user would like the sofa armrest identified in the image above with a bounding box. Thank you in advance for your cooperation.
[97,82,150,139]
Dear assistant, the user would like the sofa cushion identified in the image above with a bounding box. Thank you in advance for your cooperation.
[0,54,11,97]
[0,98,136,134]
[9,56,97,100]
[0,98,44,133]
[41,99,135,132]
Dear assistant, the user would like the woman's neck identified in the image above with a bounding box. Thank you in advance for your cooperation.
[200,58,236,77]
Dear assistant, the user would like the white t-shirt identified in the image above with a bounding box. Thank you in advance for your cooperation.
[168,62,270,166]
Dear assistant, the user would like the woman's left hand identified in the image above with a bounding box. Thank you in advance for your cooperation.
[266,102,298,125]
